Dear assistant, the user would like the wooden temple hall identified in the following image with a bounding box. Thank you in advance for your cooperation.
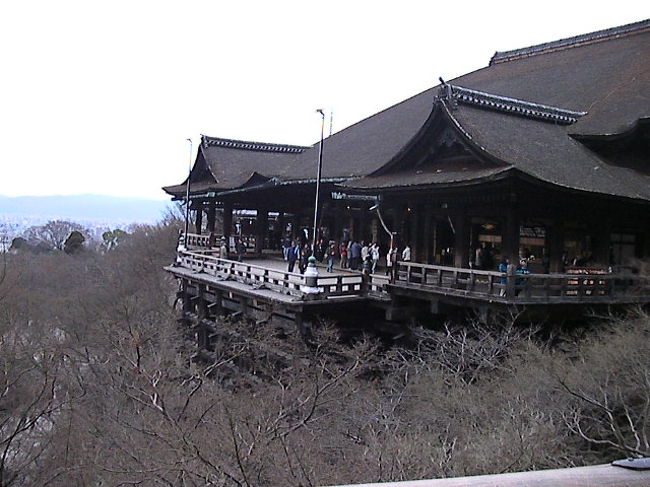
[164,20,650,334]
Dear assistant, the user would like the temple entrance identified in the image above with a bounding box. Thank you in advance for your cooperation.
[471,218,501,270]
[433,218,455,266]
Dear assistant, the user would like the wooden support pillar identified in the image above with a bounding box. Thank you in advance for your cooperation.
[295,310,312,341]
[206,202,217,247]
[194,204,204,235]
[423,204,433,264]
[278,212,286,242]
[409,205,418,261]
[591,218,611,265]
[333,206,342,241]
[182,280,193,313]
[208,289,224,316]
[502,206,520,263]
[453,211,470,268]
[255,208,268,254]
[197,284,208,320]
[548,220,565,273]
[206,202,216,233]
[223,202,233,241]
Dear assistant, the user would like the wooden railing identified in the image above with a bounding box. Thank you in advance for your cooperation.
[394,262,650,304]
[177,250,378,299]
[184,232,215,249]
[183,233,259,254]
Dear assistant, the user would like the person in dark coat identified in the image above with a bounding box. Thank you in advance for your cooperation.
[287,240,299,273]
[349,240,362,270]
[235,238,245,262]
[299,244,312,274]
[326,241,337,272]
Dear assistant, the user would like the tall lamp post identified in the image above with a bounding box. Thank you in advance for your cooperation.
[312,109,325,252]
[184,138,193,239]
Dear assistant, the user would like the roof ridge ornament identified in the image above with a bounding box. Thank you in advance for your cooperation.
[490,19,650,65]
[437,83,587,124]
[201,135,309,154]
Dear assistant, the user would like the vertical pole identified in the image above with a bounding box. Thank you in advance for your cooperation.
[184,138,193,239]
[312,109,326,251]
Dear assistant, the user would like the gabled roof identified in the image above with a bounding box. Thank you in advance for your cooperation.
[164,19,650,203]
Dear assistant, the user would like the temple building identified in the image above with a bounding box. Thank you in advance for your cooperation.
[164,20,650,332]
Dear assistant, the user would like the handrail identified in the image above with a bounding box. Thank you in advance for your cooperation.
[177,250,371,299]
[394,261,650,303]
[184,232,215,249]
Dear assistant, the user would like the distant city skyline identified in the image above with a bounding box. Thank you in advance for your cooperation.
[1,1,647,199]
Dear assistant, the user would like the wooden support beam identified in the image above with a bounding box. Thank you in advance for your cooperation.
[423,204,432,264]
[548,220,565,272]
[223,202,233,240]
[195,206,203,235]
[206,202,216,233]
[453,211,470,268]
[502,206,520,262]
[255,207,268,254]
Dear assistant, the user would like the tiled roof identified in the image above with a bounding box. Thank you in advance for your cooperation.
[490,18,650,64]
[164,20,650,203]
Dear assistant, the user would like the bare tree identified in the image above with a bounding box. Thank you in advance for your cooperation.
[22,220,85,251]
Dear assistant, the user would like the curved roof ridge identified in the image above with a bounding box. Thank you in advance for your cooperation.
[201,135,310,154]
[490,19,650,65]
[438,83,587,124]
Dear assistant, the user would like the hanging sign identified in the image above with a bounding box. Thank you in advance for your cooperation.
[330,192,379,201]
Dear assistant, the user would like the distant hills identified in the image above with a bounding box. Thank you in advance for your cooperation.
[0,194,172,224]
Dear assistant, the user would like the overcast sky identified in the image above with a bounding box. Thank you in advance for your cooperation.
[1,1,647,200]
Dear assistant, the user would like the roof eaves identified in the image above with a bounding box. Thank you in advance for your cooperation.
[342,167,514,192]
[206,177,349,198]
[201,134,310,154]
[277,177,349,186]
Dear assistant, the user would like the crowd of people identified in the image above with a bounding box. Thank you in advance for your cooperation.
[280,235,412,275]
[225,230,564,279]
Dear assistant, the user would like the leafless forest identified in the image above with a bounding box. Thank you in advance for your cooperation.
[1,221,648,486]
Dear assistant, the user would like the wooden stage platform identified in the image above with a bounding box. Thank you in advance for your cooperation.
[166,248,650,348]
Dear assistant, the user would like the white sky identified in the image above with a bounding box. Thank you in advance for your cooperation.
[1,1,647,200]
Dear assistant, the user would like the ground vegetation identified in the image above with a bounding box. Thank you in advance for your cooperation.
[0,221,647,486]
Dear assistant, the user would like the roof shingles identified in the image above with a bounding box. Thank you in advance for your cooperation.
[164,20,650,203]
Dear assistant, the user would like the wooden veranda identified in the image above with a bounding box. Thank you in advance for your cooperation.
[167,234,650,333]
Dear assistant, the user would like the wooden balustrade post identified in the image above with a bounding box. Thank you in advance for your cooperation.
[506,268,516,298]
[524,275,532,298]
[543,275,551,298]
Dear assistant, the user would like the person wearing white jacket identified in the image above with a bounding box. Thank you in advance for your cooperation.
[401,244,411,262]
